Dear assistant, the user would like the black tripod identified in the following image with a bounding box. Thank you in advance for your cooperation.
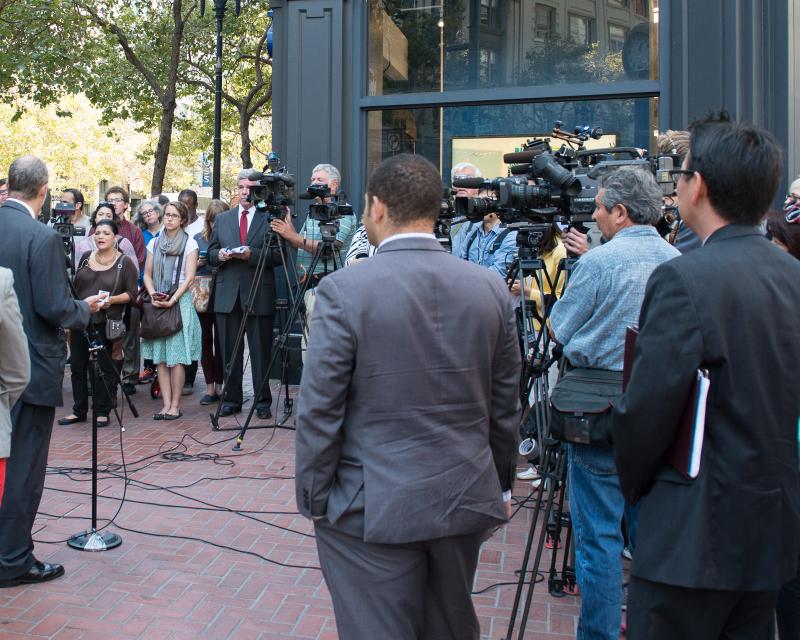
[66,323,138,552]
[503,247,578,638]
[209,213,300,432]
[504,433,575,639]
[230,222,343,451]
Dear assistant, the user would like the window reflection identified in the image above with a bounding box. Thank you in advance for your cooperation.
[367,0,658,95]
[366,98,658,180]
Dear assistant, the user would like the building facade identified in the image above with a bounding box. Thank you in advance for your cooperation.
[270,0,795,212]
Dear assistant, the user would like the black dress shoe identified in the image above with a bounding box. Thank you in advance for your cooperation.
[256,406,272,419]
[219,404,241,417]
[57,415,86,426]
[0,560,65,588]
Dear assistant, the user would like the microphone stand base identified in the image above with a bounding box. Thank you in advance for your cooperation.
[67,529,122,552]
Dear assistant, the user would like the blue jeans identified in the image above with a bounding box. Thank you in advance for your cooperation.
[568,443,625,640]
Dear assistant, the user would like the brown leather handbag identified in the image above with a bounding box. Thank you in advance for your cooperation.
[140,252,184,339]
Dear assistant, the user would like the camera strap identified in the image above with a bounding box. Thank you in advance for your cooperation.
[464,226,511,262]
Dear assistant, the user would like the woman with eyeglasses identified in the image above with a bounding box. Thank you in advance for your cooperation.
[74,202,139,273]
[58,219,138,426]
[134,199,164,246]
[140,201,201,420]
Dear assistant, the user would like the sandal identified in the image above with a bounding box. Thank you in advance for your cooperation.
[162,411,183,421]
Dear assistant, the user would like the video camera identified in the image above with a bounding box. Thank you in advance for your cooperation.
[453,121,676,229]
[304,184,354,223]
[50,202,86,237]
[247,152,295,220]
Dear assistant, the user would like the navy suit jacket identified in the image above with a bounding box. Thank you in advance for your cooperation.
[207,207,283,315]
[0,200,89,407]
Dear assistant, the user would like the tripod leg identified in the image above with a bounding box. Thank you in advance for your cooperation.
[231,244,327,447]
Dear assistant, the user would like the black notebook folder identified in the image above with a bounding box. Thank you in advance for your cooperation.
[624,326,710,479]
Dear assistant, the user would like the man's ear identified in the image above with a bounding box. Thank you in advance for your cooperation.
[691,172,708,206]
[371,196,388,223]
[612,202,629,224]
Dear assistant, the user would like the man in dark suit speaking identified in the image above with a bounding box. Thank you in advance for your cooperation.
[613,113,800,638]
[0,155,102,587]
[295,154,521,639]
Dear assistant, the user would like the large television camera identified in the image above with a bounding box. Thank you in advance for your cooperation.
[452,121,675,229]
[50,202,86,238]
[247,152,295,220]
[304,184,354,223]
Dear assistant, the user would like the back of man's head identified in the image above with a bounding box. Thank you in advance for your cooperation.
[688,112,782,225]
[178,189,198,207]
[8,155,48,201]
[367,154,441,225]
[599,166,662,225]
[656,130,691,161]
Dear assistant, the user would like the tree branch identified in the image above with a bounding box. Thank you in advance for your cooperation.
[73,1,166,103]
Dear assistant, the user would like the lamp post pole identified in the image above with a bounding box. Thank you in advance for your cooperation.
[201,0,241,199]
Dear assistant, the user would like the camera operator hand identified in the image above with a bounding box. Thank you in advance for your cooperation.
[563,227,589,256]
[83,294,105,314]
[270,217,303,249]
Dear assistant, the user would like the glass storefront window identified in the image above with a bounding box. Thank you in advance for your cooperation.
[366,97,658,180]
[367,0,659,96]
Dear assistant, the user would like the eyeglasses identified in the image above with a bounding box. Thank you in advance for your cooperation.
[140,208,156,215]
[107,198,125,204]
[668,169,695,186]
[163,212,181,220]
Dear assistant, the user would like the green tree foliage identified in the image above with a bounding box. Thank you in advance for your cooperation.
[0,0,273,193]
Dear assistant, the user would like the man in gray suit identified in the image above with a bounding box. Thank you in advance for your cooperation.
[295,154,520,639]
[0,156,101,587]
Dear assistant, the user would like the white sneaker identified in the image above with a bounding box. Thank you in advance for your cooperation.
[531,478,542,488]
[516,466,538,480]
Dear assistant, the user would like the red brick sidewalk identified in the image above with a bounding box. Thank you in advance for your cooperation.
[0,375,583,639]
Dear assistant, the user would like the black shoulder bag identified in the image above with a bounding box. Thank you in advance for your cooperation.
[549,367,623,448]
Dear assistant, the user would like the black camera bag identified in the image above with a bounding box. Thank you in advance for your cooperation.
[549,367,623,448]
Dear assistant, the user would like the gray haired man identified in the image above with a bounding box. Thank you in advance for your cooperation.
[548,166,680,640]
[270,164,357,358]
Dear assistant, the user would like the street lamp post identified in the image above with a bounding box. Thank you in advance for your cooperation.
[200,0,242,199]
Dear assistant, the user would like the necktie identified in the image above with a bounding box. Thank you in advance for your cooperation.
[239,210,248,245]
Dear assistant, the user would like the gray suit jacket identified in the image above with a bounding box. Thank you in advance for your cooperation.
[0,268,30,457]
[295,236,521,544]
[0,200,89,407]
[207,207,283,315]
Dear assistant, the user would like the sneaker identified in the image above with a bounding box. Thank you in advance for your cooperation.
[138,367,156,384]
[516,466,539,480]
[531,477,542,489]
[181,382,193,396]
[621,582,628,611]
[622,546,633,561]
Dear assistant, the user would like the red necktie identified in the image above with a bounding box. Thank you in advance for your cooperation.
[239,209,248,245]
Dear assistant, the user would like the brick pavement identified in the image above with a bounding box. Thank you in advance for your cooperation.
[0,368,606,639]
